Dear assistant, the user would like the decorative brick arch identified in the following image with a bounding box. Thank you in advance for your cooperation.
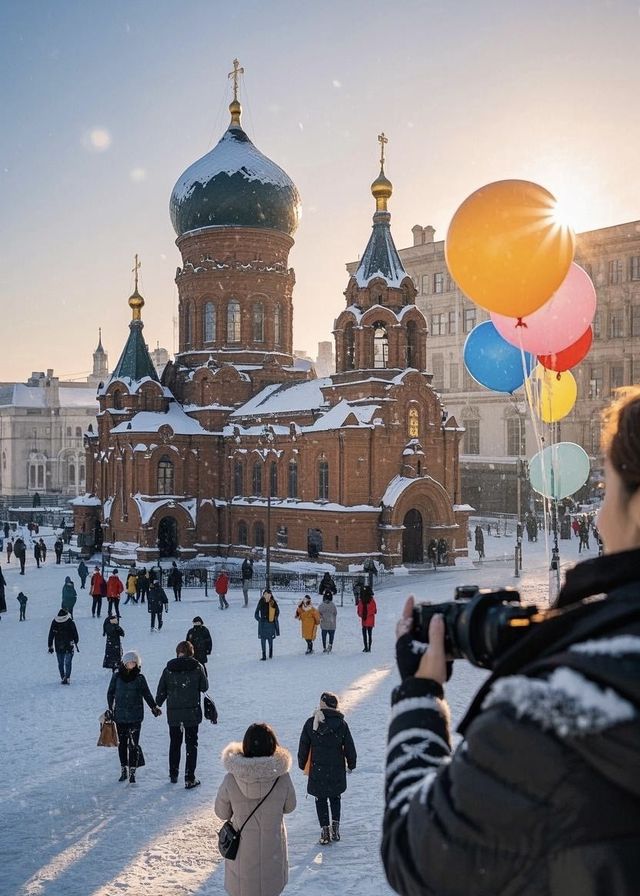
[382,476,456,563]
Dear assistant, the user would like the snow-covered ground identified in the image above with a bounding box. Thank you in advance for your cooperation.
[0,527,598,896]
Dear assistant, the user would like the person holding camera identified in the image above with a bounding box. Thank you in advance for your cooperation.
[382,388,640,896]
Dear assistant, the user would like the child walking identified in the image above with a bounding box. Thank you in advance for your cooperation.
[17,591,28,621]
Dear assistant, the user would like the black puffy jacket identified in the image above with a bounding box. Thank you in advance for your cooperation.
[107,666,157,724]
[382,550,640,896]
[186,624,212,665]
[47,614,79,653]
[298,708,357,798]
[155,655,208,726]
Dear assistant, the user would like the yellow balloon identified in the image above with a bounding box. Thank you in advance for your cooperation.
[445,180,575,318]
[526,365,577,423]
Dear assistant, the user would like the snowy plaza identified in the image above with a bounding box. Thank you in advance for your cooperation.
[0,527,597,895]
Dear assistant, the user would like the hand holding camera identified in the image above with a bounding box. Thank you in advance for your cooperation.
[396,596,448,683]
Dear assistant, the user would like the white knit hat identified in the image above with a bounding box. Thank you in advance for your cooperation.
[122,650,141,667]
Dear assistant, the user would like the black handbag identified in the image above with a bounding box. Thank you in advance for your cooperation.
[204,695,218,724]
[218,777,279,860]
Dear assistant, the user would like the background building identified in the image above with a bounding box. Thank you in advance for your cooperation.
[351,221,640,514]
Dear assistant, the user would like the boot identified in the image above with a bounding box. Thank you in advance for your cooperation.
[119,767,128,782]
[331,820,340,841]
[129,768,136,784]
[319,825,331,845]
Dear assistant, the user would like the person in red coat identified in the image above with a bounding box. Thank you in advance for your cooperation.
[356,585,377,652]
[106,569,124,619]
[214,569,230,610]
[90,566,106,618]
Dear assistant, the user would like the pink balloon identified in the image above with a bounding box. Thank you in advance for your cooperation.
[491,263,596,355]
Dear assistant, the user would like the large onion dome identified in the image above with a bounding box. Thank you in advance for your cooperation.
[169,99,301,238]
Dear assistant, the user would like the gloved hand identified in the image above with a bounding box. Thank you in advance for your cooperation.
[104,709,113,721]
[48,647,54,654]
[347,768,353,774]
[152,706,162,717]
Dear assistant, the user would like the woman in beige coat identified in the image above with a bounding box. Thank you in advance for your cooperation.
[215,723,296,896]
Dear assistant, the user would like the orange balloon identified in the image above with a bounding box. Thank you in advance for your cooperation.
[445,180,575,318]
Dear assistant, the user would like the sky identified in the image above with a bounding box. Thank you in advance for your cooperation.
[2,0,640,381]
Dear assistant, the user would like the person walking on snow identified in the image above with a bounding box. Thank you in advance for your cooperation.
[103,614,125,670]
[215,568,230,609]
[6,537,12,564]
[297,691,357,845]
[241,556,253,607]
[14,536,26,574]
[107,650,162,784]
[295,595,321,654]
[215,722,296,896]
[168,562,183,601]
[474,525,485,560]
[77,559,89,589]
[34,541,41,568]
[61,576,77,617]
[136,567,149,604]
[47,607,79,684]
[255,590,280,660]
[124,567,138,604]
[17,591,28,620]
[0,565,6,619]
[147,579,169,631]
[106,569,124,619]
[90,566,106,618]
[186,616,212,666]
[155,640,208,788]
[356,585,377,652]
[318,591,337,653]
[318,572,337,598]
[39,537,47,562]
[54,537,64,564]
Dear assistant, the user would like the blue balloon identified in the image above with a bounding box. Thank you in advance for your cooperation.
[463,321,535,393]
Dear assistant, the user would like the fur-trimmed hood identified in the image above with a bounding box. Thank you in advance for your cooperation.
[221,742,292,799]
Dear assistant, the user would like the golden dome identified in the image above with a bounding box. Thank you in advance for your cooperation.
[128,287,144,321]
[229,98,242,128]
[371,166,393,212]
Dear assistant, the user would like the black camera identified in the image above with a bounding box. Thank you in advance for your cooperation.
[411,586,542,669]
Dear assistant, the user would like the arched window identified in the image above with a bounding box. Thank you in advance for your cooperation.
[254,521,265,547]
[227,300,241,343]
[238,521,248,545]
[112,389,123,410]
[252,461,263,496]
[80,465,85,484]
[270,461,278,497]
[66,426,72,437]
[75,426,82,438]
[345,324,355,371]
[318,458,329,501]
[234,459,244,496]
[157,456,174,495]
[69,464,75,485]
[274,305,281,346]
[408,407,419,438]
[373,322,389,369]
[406,320,418,368]
[253,302,264,343]
[203,302,216,343]
[288,460,298,499]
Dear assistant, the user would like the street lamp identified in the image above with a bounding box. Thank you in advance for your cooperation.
[259,425,276,591]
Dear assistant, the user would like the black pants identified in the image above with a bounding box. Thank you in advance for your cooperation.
[19,607,26,620]
[172,586,182,601]
[362,626,373,651]
[107,598,120,618]
[218,592,229,609]
[92,595,103,617]
[55,553,62,564]
[321,630,335,649]
[139,586,148,604]
[315,795,341,826]
[150,609,163,629]
[19,556,25,574]
[169,724,199,781]
[116,722,141,768]
[260,636,273,659]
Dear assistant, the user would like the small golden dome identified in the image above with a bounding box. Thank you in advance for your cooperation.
[128,287,144,321]
[229,98,242,128]
[371,167,393,211]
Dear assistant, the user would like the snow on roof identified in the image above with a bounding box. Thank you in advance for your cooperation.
[172,127,295,204]
[97,376,169,398]
[70,494,102,507]
[231,378,330,418]
[453,504,475,512]
[0,384,98,409]
[306,399,380,432]
[229,497,380,514]
[353,213,410,289]
[132,494,197,525]
[110,404,211,436]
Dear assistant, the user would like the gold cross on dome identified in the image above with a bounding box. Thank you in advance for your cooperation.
[132,254,141,291]
[378,132,388,168]
[228,58,244,102]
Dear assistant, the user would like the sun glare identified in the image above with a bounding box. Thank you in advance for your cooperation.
[550,196,576,232]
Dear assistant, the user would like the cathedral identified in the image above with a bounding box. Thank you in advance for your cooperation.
[74,68,468,569]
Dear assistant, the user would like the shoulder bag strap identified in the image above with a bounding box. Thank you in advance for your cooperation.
[237,777,280,835]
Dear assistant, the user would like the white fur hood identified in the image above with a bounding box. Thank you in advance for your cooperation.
[221,742,292,799]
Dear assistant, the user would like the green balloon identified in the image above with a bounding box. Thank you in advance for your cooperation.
[529,443,590,500]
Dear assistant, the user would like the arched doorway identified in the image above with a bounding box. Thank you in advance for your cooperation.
[158,516,178,558]
[403,509,423,563]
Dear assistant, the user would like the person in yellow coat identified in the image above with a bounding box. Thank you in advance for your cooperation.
[295,595,321,654]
